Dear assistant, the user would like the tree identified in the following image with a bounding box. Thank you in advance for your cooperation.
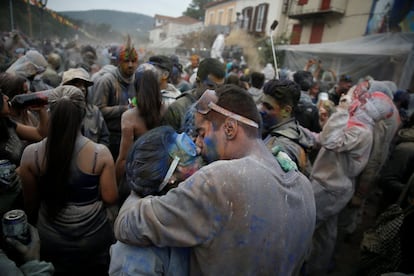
[179,27,217,50]
[183,0,214,21]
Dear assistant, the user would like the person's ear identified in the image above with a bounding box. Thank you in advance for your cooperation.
[281,105,292,118]
[223,118,237,140]
[161,70,169,80]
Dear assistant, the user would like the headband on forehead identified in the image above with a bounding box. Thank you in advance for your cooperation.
[195,89,259,129]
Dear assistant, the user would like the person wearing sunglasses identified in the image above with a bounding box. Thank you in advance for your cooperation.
[115,84,316,275]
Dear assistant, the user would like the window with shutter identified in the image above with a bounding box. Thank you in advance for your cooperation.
[228,8,233,25]
[251,6,258,32]
[290,24,302,44]
[320,0,331,10]
[218,10,224,25]
[309,22,324,43]
[209,12,214,25]
[255,3,269,33]
[242,7,253,31]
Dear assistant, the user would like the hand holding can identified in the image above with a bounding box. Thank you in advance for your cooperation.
[5,223,40,262]
[2,209,31,245]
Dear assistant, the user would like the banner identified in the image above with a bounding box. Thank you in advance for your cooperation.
[366,0,414,34]
[22,0,97,39]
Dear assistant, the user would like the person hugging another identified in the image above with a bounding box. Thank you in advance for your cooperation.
[109,125,200,275]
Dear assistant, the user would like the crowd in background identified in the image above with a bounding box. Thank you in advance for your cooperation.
[0,29,414,275]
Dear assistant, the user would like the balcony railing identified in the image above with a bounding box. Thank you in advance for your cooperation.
[288,0,346,19]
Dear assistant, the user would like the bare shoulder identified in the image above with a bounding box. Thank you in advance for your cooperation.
[21,140,44,158]
[121,108,138,120]
[20,140,45,169]
[94,143,114,163]
[121,108,139,127]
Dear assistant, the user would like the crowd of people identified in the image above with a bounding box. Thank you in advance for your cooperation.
[0,29,414,276]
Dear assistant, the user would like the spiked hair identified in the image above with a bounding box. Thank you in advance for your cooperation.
[118,35,138,62]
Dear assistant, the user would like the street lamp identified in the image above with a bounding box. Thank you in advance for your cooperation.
[269,20,279,79]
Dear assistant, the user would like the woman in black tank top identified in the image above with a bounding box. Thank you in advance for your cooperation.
[19,85,118,275]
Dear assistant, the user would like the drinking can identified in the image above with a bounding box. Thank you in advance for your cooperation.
[2,209,31,245]
[0,160,16,190]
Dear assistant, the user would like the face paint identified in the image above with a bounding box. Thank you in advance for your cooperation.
[260,110,278,130]
[202,136,220,164]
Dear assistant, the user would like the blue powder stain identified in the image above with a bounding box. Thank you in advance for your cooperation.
[203,137,220,163]
[249,215,267,233]
[184,177,196,189]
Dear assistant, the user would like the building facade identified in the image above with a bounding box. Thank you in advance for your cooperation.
[204,0,290,37]
[287,0,373,44]
[149,15,203,49]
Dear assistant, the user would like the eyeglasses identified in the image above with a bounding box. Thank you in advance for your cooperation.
[158,132,198,192]
[195,89,259,129]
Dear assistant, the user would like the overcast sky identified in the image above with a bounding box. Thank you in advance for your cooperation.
[47,0,193,17]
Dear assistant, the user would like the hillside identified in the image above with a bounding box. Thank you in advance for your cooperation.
[61,10,153,35]
[0,1,153,44]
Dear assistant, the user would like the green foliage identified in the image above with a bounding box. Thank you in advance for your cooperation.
[183,0,214,20]
[179,26,217,50]
[257,35,285,68]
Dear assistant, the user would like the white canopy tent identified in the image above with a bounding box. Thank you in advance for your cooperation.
[278,32,414,90]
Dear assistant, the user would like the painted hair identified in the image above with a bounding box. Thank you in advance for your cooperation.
[126,126,197,197]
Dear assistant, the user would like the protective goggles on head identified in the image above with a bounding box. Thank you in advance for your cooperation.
[158,132,198,192]
[194,89,259,129]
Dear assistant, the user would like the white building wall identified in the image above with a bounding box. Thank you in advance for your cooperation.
[149,21,204,47]
[167,22,204,36]
[149,28,163,44]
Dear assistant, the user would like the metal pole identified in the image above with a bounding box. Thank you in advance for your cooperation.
[9,0,14,31]
[270,33,279,80]
[270,20,279,80]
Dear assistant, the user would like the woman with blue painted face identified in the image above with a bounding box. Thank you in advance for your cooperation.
[260,79,315,176]
[109,125,200,276]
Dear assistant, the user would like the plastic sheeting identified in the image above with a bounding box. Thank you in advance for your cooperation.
[278,32,414,90]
